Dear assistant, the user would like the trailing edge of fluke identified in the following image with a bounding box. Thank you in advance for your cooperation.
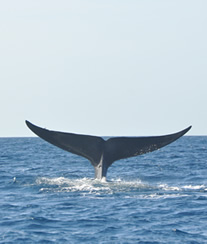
[25,120,191,179]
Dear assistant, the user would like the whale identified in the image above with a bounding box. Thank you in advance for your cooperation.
[25,120,191,179]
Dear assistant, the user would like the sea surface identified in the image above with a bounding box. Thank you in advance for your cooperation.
[0,136,207,243]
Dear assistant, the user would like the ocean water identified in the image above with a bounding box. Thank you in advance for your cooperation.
[0,136,207,243]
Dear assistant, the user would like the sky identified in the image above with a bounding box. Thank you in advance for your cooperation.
[0,0,206,137]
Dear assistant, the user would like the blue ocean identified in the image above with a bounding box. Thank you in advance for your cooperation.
[0,136,207,243]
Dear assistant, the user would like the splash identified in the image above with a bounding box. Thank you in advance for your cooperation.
[35,177,207,197]
[36,177,151,195]
[36,177,113,195]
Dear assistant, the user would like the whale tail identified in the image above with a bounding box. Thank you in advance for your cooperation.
[25,120,191,179]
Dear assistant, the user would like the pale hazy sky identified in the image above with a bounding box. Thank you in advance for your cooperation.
[0,0,206,137]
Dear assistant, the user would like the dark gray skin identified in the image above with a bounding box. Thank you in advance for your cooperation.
[25,120,191,180]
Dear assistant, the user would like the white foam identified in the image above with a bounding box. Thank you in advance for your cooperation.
[146,193,185,199]
[159,184,180,191]
[36,177,113,194]
[35,177,151,195]
[182,185,206,190]
[35,177,207,197]
[158,184,207,192]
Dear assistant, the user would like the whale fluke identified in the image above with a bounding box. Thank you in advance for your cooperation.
[25,120,191,179]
